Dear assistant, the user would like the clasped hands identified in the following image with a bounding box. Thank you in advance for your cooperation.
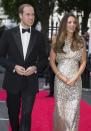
[63,75,79,87]
[14,65,37,76]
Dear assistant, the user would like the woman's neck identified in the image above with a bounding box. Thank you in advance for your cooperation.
[66,33,73,41]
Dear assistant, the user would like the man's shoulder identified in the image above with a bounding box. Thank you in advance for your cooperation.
[7,26,19,32]
[32,27,43,36]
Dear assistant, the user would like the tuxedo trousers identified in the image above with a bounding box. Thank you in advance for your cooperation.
[6,88,36,131]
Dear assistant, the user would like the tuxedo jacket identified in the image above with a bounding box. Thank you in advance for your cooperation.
[0,26,48,94]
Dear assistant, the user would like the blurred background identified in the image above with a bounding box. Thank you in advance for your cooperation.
[0,1,91,130]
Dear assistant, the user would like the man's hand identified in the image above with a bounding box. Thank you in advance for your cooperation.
[24,66,37,76]
[15,65,25,76]
[14,65,37,76]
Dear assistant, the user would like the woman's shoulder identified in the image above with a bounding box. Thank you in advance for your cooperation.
[51,34,57,46]
[77,35,86,49]
[52,34,57,42]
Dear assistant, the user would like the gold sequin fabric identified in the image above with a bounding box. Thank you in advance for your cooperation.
[54,41,83,131]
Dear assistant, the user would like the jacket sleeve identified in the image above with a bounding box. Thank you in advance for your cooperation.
[36,33,48,75]
[0,30,15,72]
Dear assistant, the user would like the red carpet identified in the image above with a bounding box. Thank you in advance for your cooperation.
[0,89,91,131]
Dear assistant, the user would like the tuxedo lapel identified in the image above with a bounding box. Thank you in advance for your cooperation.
[25,28,37,60]
[12,26,24,59]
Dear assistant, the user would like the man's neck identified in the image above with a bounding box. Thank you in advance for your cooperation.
[20,22,31,29]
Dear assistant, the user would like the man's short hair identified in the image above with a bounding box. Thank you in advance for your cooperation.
[18,4,33,14]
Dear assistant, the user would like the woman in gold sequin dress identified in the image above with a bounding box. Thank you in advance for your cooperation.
[50,13,86,131]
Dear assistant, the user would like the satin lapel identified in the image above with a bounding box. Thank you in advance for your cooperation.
[12,26,24,59]
[25,29,36,60]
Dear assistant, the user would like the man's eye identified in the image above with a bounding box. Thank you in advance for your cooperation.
[68,21,71,24]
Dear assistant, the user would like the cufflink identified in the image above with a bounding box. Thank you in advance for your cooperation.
[13,68,16,73]
[34,70,37,74]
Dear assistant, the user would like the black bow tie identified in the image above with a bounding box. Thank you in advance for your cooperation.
[22,28,30,33]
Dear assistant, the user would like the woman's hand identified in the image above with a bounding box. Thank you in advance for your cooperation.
[67,74,80,86]
[62,76,69,84]
[67,78,77,86]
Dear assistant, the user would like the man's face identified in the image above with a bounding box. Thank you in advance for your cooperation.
[19,6,35,28]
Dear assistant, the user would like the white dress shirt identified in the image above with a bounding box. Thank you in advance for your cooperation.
[20,24,31,60]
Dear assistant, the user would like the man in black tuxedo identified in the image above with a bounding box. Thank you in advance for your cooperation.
[0,4,48,131]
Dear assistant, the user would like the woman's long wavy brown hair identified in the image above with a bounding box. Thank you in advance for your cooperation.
[53,13,84,53]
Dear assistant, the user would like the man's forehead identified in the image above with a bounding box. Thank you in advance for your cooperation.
[23,6,34,12]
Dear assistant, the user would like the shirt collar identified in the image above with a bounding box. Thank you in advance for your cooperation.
[19,23,31,34]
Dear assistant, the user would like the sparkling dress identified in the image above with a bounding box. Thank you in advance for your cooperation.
[54,41,83,131]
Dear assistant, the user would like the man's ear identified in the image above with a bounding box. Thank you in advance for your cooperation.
[19,13,22,20]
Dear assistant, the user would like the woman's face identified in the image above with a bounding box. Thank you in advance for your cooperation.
[66,16,77,34]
